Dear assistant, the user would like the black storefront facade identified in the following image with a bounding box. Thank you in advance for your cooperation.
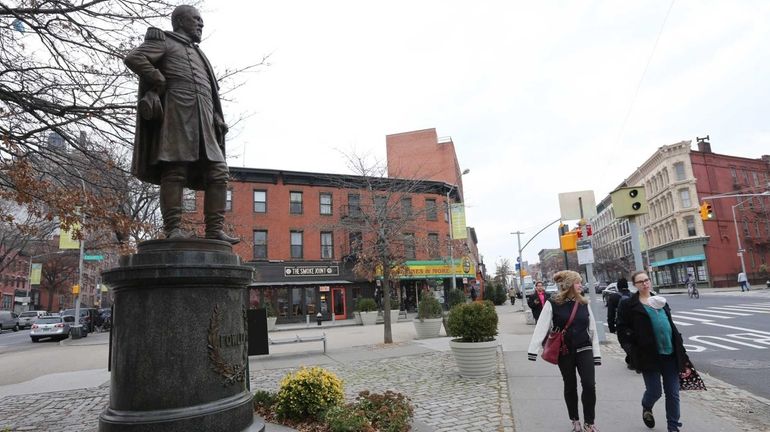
[246,260,373,323]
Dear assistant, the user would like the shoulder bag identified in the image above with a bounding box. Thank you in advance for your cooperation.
[541,300,580,364]
[679,357,707,391]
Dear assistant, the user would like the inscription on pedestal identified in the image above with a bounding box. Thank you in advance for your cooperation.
[207,304,247,386]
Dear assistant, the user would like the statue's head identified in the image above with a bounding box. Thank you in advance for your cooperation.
[171,5,203,43]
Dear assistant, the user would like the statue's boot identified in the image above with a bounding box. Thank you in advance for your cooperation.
[204,182,240,244]
[160,173,189,240]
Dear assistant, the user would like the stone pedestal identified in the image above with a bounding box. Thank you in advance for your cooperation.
[98,239,264,432]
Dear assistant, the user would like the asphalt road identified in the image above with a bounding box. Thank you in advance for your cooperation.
[660,291,770,401]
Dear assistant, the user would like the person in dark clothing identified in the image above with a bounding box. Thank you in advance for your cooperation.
[470,286,478,301]
[618,271,690,432]
[606,278,630,333]
[527,281,550,321]
[528,270,602,432]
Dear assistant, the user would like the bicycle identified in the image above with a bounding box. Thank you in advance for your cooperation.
[687,282,699,299]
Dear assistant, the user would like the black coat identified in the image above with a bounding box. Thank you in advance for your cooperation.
[617,293,687,372]
[527,291,550,320]
[606,290,630,333]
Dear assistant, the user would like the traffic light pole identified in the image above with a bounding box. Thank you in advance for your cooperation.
[732,201,748,282]
[628,217,644,272]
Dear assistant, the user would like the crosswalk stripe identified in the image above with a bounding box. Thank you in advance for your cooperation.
[672,320,693,326]
[693,308,751,316]
[671,314,713,323]
[719,306,770,314]
[676,311,735,319]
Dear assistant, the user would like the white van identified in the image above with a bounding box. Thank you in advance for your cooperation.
[18,310,47,329]
[0,310,20,332]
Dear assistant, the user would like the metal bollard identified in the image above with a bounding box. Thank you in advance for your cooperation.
[316,312,323,326]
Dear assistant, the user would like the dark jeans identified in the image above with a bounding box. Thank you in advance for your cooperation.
[642,354,682,431]
[557,349,596,424]
[740,281,750,291]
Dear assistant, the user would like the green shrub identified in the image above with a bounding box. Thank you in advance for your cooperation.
[324,404,374,432]
[417,295,442,320]
[275,366,345,421]
[445,288,466,309]
[252,389,277,410]
[492,284,508,306]
[356,390,414,432]
[355,297,377,312]
[446,300,498,342]
[264,303,276,318]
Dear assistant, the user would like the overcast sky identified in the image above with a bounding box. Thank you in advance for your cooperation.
[196,1,770,273]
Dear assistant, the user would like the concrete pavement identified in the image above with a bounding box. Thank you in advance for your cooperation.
[1,298,770,431]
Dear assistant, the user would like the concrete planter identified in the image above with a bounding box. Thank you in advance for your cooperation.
[448,339,498,378]
[360,311,378,326]
[267,316,277,331]
[353,311,363,325]
[413,318,442,339]
[390,309,401,323]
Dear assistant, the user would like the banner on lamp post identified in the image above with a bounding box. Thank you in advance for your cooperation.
[29,263,42,285]
[58,223,80,250]
[450,203,467,239]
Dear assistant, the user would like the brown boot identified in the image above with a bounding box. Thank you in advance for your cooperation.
[204,182,240,244]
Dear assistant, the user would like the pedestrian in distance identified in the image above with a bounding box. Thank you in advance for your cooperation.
[508,287,517,306]
[470,286,478,302]
[606,277,630,334]
[738,271,750,292]
[527,281,550,322]
[618,271,690,432]
[527,270,602,432]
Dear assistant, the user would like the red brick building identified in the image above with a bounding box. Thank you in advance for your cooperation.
[188,167,479,323]
[691,140,770,287]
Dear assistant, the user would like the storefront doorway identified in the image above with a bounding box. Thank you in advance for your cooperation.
[332,287,346,320]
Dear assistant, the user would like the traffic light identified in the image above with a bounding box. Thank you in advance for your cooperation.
[560,230,577,252]
[72,284,80,294]
[610,186,648,218]
[700,201,714,221]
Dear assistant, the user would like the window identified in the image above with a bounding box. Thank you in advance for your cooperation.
[742,220,750,237]
[349,232,362,255]
[730,167,738,182]
[253,230,267,259]
[225,190,232,212]
[743,170,750,184]
[253,190,267,213]
[753,172,761,186]
[348,194,361,217]
[685,216,696,237]
[290,191,303,214]
[290,231,303,258]
[182,189,196,212]
[425,199,437,221]
[320,193,332,215]
[403,233,415,260]
[401,197,413,219]
[678,189,691,208]
[674,162,686,181]
[427,233,440,258]
[756,221,762,238]
[374,195,387,216]
[320,232,333,259]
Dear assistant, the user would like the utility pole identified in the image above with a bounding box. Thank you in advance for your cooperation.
[512,231,528,316]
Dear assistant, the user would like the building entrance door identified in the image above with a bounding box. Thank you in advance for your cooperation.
[332,287,346,320]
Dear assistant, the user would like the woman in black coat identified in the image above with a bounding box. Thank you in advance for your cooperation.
[617,271,689,432]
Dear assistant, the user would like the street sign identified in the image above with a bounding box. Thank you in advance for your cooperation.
[84,255,104,261]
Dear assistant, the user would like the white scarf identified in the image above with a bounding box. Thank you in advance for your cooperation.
[646,295,667,310]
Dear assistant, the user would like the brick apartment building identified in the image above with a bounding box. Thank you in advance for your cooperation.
[590,138,769,289]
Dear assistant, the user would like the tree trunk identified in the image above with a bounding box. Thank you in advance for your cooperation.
[382,266,392,344]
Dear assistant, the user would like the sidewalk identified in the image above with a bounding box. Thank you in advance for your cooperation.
[1,304,770,431]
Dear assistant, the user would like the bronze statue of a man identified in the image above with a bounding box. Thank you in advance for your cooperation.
[125,5,239,244]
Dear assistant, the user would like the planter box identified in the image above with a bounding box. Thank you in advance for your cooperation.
[267,316,277,331]
[413,317,442,339]
[360,311,378,326]
[390,309,400,323]
[449,339,498,378]
[354,311,363,325]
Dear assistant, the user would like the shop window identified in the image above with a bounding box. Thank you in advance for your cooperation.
[253,190,267,213]
[304,288,315,315]
[291,288,303,316]
[425,199,437,221]
[276,288,288,318]
[253,230,267,259]
[290,231,303,259]
[290,191,303,214]
[321,232,333,259]
[320,192,332,215]
[182,189,196,212]
[696,266,706,281]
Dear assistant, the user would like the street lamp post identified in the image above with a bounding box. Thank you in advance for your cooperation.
[731,199,750,283]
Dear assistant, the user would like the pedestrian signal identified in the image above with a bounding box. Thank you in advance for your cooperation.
[72,284,80,294]
[610,186,648,218]
[700,201,714,221]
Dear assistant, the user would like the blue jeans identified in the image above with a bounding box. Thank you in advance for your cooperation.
[740,281,750,291]
[642,354,682,431]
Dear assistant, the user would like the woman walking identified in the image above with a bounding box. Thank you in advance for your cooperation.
[527,270,602,432]
[618,271,688,432]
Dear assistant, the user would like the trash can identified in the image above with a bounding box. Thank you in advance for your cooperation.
[70,324,83,339]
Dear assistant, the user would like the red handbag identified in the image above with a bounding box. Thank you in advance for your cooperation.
[542,300,580,364]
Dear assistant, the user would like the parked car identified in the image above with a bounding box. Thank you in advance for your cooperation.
[18,310,48,329]
[30,315,74,342]
[545,283,558,295]
[0,310,20,332]
[61,308,98,334]
[594,282,608,294]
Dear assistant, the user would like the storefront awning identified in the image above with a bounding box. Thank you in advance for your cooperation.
[650,254,705,268]
[249,280,353,287]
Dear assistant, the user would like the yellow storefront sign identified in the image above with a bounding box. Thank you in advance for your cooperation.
[376,258,475,280]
